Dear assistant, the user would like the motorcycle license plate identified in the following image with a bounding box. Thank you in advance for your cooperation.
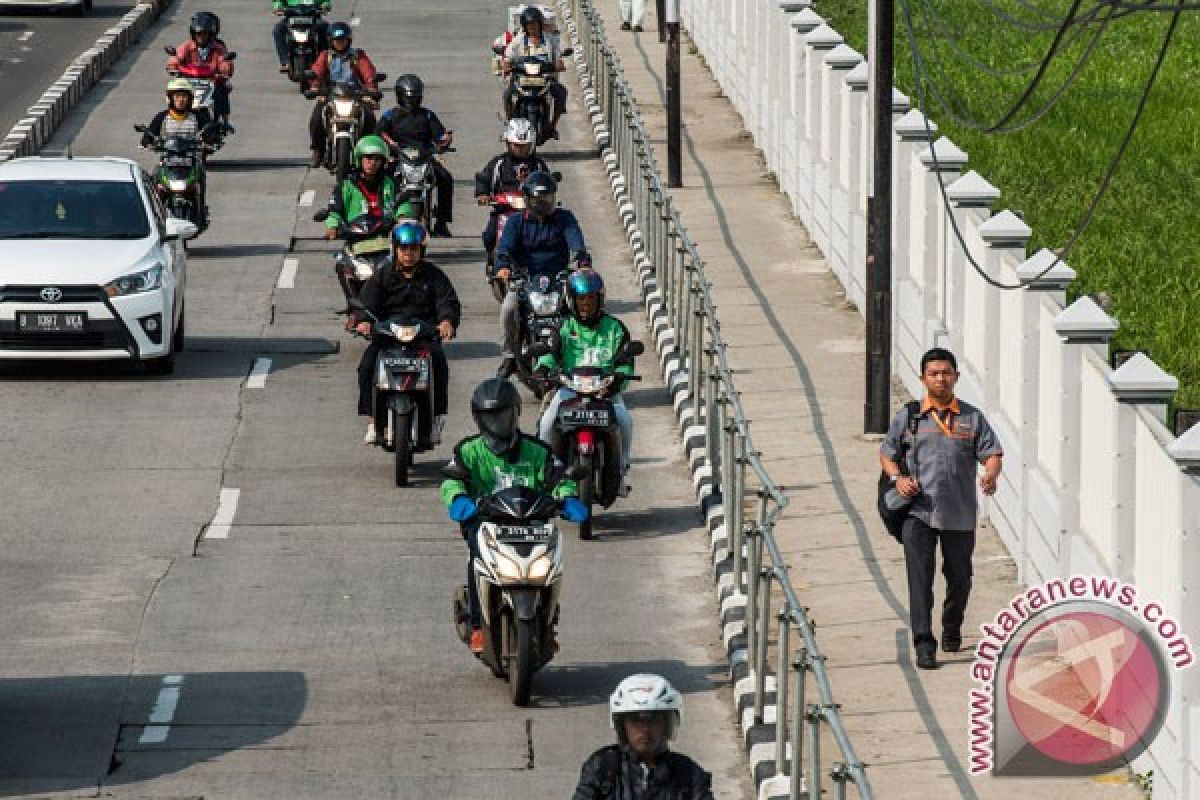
[561,407,611,427]
[18,312,86,333]
[381,355,426,372]
[351,237,390,255]
[519,76,547,87]
[494,525,550,544]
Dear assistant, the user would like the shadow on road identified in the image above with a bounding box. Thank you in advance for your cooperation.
[591,504,700,540]
[531,659,727,709]
[0,670,307,797]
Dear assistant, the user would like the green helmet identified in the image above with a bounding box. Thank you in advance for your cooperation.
[353,135,390,169]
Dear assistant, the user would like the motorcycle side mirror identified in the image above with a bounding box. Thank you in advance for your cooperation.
[551,171,563,182]
[163,46,176,56]
[226,51,238,61]
[525,342,553,359]
[442,462,471,481]
[562,47,575,57]
[303,89,319,99]
[625,341,646,358]
[303,69,317,79]
[375,71,388,82]
[312,209,329,222]
[347,298,366,311]
[567,465,589,482]
[133,124,148,133]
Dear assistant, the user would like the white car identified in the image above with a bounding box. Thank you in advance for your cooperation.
[0,157,196,374]
[0,0,93,15]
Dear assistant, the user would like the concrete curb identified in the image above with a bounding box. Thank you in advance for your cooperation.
[0,0,174,163]
[557,5,789,798]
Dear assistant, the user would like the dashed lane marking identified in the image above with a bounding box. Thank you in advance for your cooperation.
[204,488,241,540]
[138,675,183,744]
[277,257,298,289]
[245,357,272,389]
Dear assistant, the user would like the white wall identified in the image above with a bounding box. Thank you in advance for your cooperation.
[681,0,1200,794]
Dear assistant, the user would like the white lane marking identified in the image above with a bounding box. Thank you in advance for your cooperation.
[350,17,361,26]
[18,31,34,42]
[298,189,315,207]
[138,675,184,744]
[246,357,273,389]
[205,488,241,540]
[277,257,298,289]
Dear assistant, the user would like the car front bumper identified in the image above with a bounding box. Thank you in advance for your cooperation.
[0,285,172,361]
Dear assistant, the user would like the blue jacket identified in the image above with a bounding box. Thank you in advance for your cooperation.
[495,209,585,277]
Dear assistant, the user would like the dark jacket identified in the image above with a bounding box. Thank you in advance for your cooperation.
[495,208,585,276]
[378,106,447,149]
[572,746,713,800]
[356,258,461,328]
[473,152,550,197]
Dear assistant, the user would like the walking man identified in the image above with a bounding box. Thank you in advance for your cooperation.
[879,348,1003,670]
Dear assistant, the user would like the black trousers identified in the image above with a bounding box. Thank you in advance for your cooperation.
[432,160,454,224]
[356,339,449,418]
[902,517,975,646]
[309,106,377,152]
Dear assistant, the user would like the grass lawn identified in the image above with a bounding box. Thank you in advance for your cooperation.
[812,0,1200,411]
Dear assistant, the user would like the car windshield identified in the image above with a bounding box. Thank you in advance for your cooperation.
[0,179,150,240]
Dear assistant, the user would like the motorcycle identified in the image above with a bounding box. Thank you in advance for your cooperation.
[282,0,328,86]
[509,269,567,399]
[541,339,644,540]
[506,54,556,145]
[165,46,237,130]
[305,79,386,182]
[313,211,393,308]
[390,140,452,233]
[134,124,218,233]
[449,484,566,706]
[349,300,439,487]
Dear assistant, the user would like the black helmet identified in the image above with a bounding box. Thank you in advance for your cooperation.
[394,74,424,111]
[471,379,522,455]
[189,11,219,38]
[329,21,353,43]
[565,270,606,327]
[521,170,557,217]
[519,6,545,30]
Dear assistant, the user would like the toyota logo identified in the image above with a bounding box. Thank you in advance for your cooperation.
[40,287,63,303]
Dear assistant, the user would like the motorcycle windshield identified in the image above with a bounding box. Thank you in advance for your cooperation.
[478,486,559,523]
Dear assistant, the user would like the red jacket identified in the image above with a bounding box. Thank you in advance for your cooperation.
[167,39,233,80]
[308,48,378,92]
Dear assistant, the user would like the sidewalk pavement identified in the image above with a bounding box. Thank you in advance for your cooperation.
[584,1,1146,797]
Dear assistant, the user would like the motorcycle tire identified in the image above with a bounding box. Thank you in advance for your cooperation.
[289,53,306,84]
[335,138,353,183]
[507,616,535,707]
[392,409,412,487]
[453,585,471,644]
[489,278,506,304]
[577,455,595,541]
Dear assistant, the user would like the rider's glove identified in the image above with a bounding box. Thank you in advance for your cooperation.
[571,250,593,271]
[449,495,478,522]
[561,497,590,523]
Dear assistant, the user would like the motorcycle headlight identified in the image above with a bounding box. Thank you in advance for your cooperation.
[527,290,560,315]
[570,373,611,394]
[527,554,553,582]
[524,63,542,75]
[402,163,427,184]
[105,264,163,297]
[167,179,189,192]
[291,29,311,42]
[352,257,375,280]
[333,99,356,117]
[390,323,420,342]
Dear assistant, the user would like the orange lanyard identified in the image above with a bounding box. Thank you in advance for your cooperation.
[930,408,955,437]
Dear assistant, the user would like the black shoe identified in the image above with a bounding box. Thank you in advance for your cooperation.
[497,356,517,379]
[432,221,452,238]
[942,631,962,653]
[916,642,938,670]
[620,21,631,30]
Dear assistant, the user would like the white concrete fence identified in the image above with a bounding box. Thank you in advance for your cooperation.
[681,0,1200,795]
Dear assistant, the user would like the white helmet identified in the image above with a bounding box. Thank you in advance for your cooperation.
[609,673,684,743]
[504,118,537,146]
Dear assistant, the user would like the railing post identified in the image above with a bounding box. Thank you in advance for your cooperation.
[789,648,808,800]
[752,566,774,724]
[690,303,704,426]
[775,611,791,776]
[831,762,850,800]
[743,520,759,662]
[806,704,823,800]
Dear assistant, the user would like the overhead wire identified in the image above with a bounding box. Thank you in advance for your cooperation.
[897,0,1183,289]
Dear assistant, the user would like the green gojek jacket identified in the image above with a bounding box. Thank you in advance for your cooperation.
[324,174,415,231]
[535,314,633,389]
[440,434,578,508]
[273,0,331,10]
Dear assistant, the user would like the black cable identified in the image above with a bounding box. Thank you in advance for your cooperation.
[976,0,1097,30]
[898,0,1182,289]
[909,0,1118,133]
[1102,0,1200,10]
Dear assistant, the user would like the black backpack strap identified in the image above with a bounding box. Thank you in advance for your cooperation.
[597,746,621,798]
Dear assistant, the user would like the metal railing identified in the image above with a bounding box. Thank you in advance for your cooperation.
[559,1,875,797]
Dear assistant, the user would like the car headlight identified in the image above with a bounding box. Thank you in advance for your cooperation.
[390,323,419,342]
[333,99,356,118]
[527,290,560,315]
[167,179,189,192]
[105,264,163,297]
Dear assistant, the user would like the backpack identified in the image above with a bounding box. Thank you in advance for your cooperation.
[876,400,921,543]
[596,746,695,800]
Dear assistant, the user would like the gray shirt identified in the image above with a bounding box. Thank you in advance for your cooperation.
[880,397,1002,531]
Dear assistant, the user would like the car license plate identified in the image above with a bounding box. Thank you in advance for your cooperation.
[382,355,426,372]
[495,525,550,543]
[18,312,86,333]
[562,408,611,426]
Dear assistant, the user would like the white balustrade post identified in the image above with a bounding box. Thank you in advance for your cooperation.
[803,24,843,254]
[774,1,811,175]
[822,45,862,282]
[977,210,1032,411]
[843,62,869,307]
[1053,297,1118,577]
[891,110,938,302]
[787,8,823,222]
[917,137,966,344]
[942,171,1000,358]
[1168,425,1200,800]
[1109,354,1179,582]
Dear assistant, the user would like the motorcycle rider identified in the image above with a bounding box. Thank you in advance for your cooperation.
[441,377,588,655]
[474,117,550,266]
[273,0,331,73]
[535,271,634,494]
[494,170,587,379]
[307,21,379,168]
[166,11,234,131]
[572,674,714,800]
[351,221,460,448]
[378,74,455,237]
[502,6,568,142]
[141,79,222,226]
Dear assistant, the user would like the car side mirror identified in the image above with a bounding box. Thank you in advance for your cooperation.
[313,208,329,222]
[163,217,199,242]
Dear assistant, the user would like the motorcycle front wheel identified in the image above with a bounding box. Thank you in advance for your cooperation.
[506,615,535,707]
[391,408,413,487]
[334,138,353,182]
[576,452,595,541]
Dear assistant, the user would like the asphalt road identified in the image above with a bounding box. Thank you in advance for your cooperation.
[0,0,752,796]
[0,0,138,137]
